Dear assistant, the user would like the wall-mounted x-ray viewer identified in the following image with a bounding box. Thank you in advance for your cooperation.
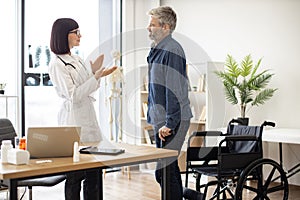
[25,73,52,86]
[25,73,53,86]
[42,73,53,86]
[25,73,40,86]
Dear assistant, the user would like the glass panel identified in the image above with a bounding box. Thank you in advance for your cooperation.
[24,0,99,129]
[98,0,122,140]
[0,0,19,132]
[0,0,17,94]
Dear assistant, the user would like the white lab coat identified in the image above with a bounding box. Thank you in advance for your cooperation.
[49,54,102,143]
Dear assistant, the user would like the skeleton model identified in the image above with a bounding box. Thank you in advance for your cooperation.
[108,51,123,141]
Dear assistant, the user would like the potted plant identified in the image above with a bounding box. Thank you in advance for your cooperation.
[215,54,277,125]
[0,83,6,95]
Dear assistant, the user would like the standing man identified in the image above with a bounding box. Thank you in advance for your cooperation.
[147,6,192,200]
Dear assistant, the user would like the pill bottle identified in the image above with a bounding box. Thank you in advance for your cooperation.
[73,141,80,162]
[19,138,26,150]
[15,137,20,149]
[1,140,13,163]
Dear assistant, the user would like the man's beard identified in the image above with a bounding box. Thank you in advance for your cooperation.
[149,30,164,43]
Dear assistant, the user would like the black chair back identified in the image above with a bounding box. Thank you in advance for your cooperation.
[229,125,262,153]
[0,118,17,147]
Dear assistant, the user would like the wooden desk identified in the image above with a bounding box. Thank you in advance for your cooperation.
[263,128,300,180]
[0,143,178,200]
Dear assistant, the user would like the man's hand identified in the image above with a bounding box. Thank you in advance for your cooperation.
[158,126,172,141]
[90,54,104,74]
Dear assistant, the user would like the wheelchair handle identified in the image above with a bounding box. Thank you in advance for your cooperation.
[230,118,244,124]
[262,121,276,127]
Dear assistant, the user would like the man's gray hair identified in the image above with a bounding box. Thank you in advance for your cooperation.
[148,6,177,33]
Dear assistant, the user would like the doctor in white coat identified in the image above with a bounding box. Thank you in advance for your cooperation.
[49,18,117,200]
[49,18,117,143]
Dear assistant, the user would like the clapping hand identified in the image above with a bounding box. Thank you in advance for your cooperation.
[90,54,104,74]
[90,54,118,80]
[94,65,118,80]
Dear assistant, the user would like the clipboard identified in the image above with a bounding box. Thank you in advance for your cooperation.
[79,146,125,155]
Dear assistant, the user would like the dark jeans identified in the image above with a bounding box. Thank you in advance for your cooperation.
[65,168,101,200]
[154,120,190,200]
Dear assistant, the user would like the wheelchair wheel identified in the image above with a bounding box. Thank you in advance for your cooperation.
[235,158,288,200]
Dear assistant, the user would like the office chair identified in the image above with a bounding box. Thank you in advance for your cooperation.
[0,118,66,200]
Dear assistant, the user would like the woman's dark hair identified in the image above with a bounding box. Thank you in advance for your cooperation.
[50,18,79,54]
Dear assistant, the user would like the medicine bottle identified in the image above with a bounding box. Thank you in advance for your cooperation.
[73,142,79,162]
[1,140,13,163]
[19,138,26,150]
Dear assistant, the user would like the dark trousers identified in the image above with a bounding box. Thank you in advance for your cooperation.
[154,120,190,200]
[65,168,101,200]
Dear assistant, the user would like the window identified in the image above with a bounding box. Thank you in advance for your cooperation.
[0,0,19,132]
[0,0,18,93]
[1,0,121,136]
[23,0,100,130]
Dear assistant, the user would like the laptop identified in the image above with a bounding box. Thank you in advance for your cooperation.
[26,126,81,158]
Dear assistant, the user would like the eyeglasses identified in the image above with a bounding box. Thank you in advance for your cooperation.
[69,29,80,36]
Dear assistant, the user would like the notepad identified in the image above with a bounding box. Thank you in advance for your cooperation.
[79,146,125,155]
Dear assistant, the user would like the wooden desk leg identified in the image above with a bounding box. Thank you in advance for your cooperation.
[100,169,103,200]
[279,142,284,184]
[161,159,171,200]
[122,166,131,180]
[127,166,131,180]
[8,179,18,200]
[279,142,283,168]
[279,142,300,179]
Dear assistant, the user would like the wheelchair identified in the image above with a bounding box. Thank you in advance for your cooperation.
[183,119,289,200]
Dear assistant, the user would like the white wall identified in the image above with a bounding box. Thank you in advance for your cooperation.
[160,0,300,185]
[162,0,300,127]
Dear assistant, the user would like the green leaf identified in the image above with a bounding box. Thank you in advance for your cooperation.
[240,54,253,77]
[251,72,274,90]
[239,84,252,105]
[250,57,262,78]
[251,89,277,106]
[224,82,238,105]
[225,54,240,78]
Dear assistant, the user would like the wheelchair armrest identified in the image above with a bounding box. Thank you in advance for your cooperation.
[225,135,258,141]
[192,131,223,137]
